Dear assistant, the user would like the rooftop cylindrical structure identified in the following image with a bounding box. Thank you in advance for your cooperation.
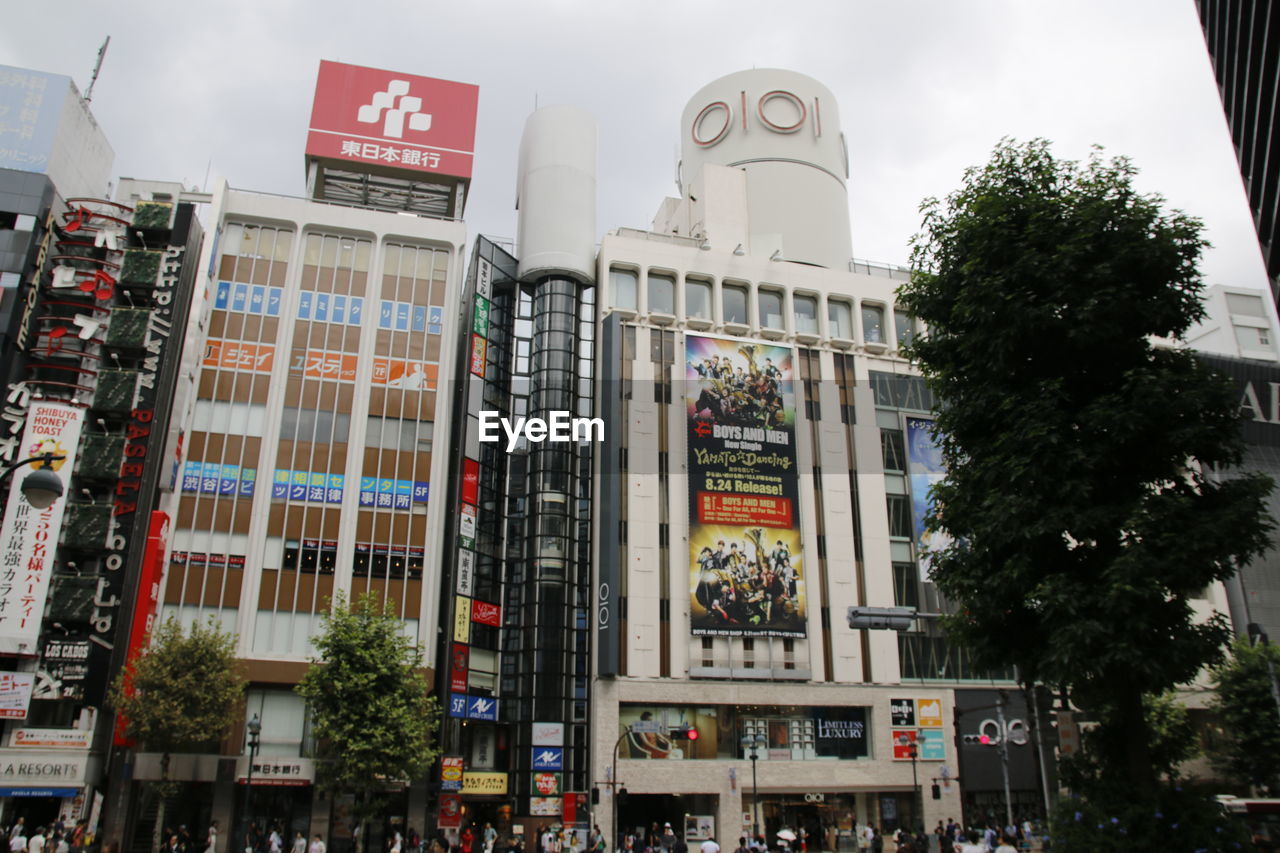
[680,69,852,269]
[516,104,597,282]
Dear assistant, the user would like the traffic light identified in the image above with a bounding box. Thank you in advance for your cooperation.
[591,788,600,805]
[962,733,997,745]
[670,726,699,741]
[617,788,629,808]
[847,606,916,631]
[931,784,941,800]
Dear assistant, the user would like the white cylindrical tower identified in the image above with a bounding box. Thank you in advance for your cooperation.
[680,69,852,269]
[516,104,598,282]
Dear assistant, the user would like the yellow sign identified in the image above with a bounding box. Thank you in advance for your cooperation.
[462,772,508,795]
[454,597,472,644]
[917,698,943,728]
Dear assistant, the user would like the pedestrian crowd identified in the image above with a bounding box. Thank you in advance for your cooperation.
[1,818,93,853]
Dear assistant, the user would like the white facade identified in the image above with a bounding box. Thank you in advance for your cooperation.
[1181,283,1280,362]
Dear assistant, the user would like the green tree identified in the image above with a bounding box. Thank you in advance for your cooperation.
[896,139,1273,801]
[110,617,245,852]
[1211,636,1280,793]
[296,593,440,853]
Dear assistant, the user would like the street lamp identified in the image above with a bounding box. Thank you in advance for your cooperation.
[895,734,920,833]
[1,452,67,509]
[241,713,262,851]
[741,732,767,843]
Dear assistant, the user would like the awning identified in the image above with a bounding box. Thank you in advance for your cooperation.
[0,788,79,798]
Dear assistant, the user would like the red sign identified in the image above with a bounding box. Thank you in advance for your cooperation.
[470,335,487,377]
[437,794,462,828]
[306,61,478,179]
[115,511,170,746]
[534,773,561,796]
[891,729,918,760]
[450,643,468,694]
[471,600,501,627]
[461,459,479,506]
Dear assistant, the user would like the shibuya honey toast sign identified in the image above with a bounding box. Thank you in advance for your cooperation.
[0,402,82,655]
[686,335,805,638]
[306,60,478,179]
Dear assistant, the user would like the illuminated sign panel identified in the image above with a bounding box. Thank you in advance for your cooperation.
[306,60,478,180]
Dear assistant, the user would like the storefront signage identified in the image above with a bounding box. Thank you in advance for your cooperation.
[812,707,868,758]
[11,728,91,749]
[459,505,476,549]
[476,259,492,300]
[917,698,943,728]
[473,298,489,338]
[531,722,564,746]
[39,639,90,700]
[440,756,463,791]
[533,772,561,796]
[686,334,805,638]
[453,597,471,644]
[236,756,315,786]
[891,729,918,760]
[890,698,915,726]
[918,728,945,761]
[456,549,474,596]
[438,794,462,828]
[531,747,563,771]
[0,673,34,718]
[0,403,82,655]
[529,797,560,816]
[0,751,88,785]
[471,600,500,627]
[467,696,497,722]
[450,645,468,694]
[461,459,479,505]
[460,772,507,795]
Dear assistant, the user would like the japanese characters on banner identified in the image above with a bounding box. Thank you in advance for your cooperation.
[905,417,952,581]
[0,673,34,718]
[440,756,463,792]
[306,61,479,180]
[0,402,82,655]
[202,340,438,389]
[889,697,945,761]
[685,335,805,638]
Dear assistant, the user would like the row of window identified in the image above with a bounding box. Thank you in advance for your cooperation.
[608,266,916,347]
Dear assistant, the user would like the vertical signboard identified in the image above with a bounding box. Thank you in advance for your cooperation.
[0,402,83,654]
[905,417,951,579]
[685,335,805,637]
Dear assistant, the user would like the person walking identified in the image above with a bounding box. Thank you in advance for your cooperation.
[27,827,44,853]
[698,839,718,853]
[308,836,326,853]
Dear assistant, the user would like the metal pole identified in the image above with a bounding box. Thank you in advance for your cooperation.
[1026,683,1052,825]
[751,749,759,842]
[909,747,919,832]
[612,732,628,851]
[995,694,1013,830]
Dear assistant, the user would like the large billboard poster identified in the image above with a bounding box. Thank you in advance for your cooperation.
[686,334,805,637]
[905,417,951,580]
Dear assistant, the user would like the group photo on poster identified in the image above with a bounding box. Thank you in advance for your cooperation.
[686,335,806,638]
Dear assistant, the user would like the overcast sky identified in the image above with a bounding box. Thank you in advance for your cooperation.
[2,0,1268,292]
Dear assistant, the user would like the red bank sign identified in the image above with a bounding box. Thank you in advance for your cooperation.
[306,60,478,180]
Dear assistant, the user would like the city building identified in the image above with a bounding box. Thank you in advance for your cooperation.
[1182,283,1280,362]
[0,65,207,838]
[1194,0,1280,304]
[128,60,476,850]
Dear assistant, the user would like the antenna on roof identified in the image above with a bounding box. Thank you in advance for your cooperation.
[84,36,111,103]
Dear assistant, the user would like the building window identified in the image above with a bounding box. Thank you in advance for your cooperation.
[886,494,912,539]
[862,304,885,344]
[686,277,712,320]
[892,562,920,609]
[610,267,638,311]
[723,283,748,324]
[828,299,853,339]
[881,428,905,472]
[648,272,675,315]
[759,288,784,330]
[895,310,915,348]
[794,294,818,334]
